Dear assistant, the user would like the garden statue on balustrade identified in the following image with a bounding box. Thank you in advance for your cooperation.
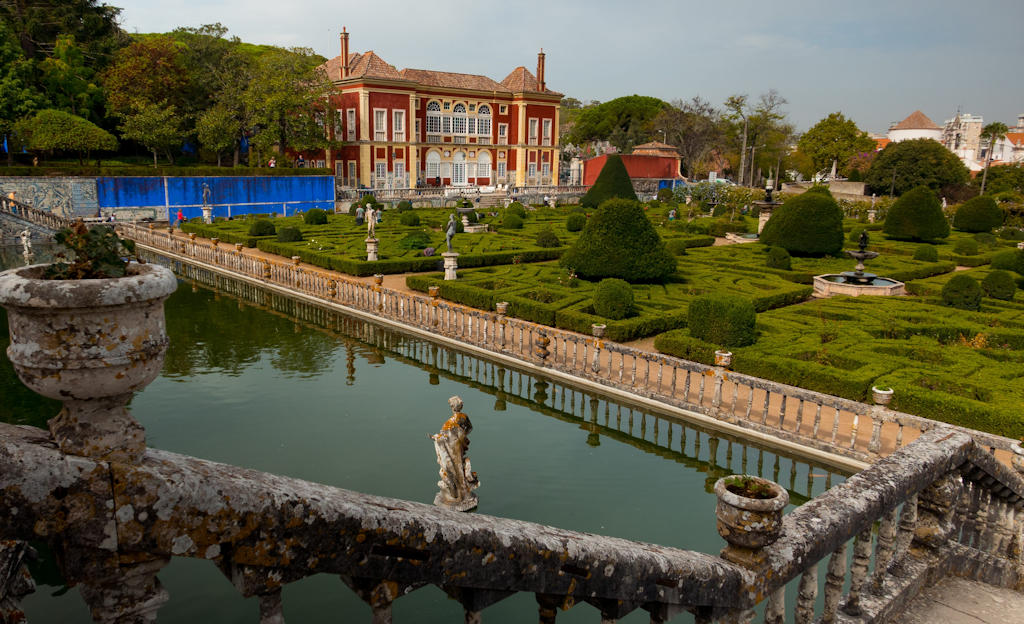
[430,395,480,511]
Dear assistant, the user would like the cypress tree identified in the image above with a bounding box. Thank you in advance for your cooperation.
[560,198,675,282]
[581,154,637,208]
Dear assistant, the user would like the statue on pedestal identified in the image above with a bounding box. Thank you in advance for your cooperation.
[430,396,479,511]
[445,213,457,252]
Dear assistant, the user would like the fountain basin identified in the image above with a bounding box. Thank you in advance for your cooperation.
[724,232,759,244]
[813,274,905,297]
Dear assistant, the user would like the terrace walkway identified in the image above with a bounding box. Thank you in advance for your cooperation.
[892,576,1024,624]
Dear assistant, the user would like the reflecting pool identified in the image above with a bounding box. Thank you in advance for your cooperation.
[1,249,848,623]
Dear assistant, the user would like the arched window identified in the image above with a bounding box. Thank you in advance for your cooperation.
[477,105,492,137]
[477,151,491,180]
[452,103,467,135]
[426,101,441,134]
[426,151,441,180]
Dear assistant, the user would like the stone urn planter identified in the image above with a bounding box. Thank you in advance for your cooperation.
[188,232,197,241]
[495,301,509,315]
[292,256,302,266]
[210,237,220,248]
[591,323,606,339]
[428,285,440,298]
[0,263,177,463]
[235,243,244,253]
[715,475,788,563]
[714,350,733,368]
[872,386,894,406]
[1012,441,1024,476]
[373,273,384,286]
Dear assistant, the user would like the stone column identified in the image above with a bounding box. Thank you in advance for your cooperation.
[442,252,458,280]
[201,206,213,224]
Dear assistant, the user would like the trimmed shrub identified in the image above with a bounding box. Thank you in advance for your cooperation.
[503,213,524,229]
[848,226,865,242]
[248,219,276,236]
[399,211,421,226]
[656,187,674,202]
[566,213,586,232]
[982,270,1017,301]
[592,278,635,320]
[953,196,1003,233]
[952,238,979,256]
[580,154,638,208]
[759,190,844,256]
[766,246,792,270]
[536,229,561,248]
[303,208,328,225]
[398,232,432,250]
[883,186,950,242]
[397,200,413,212]
[940,274,982,310]
[666,239,688,255]
[359,194,377,206]
[997,227,1024,241]
[276,226,302,242]
[805,185,834,197]
[465,210,479,224]
[505,202,527,219]
[990,249,1024,275]
[560,198,676,282]
[973,232,997,247]
[913,245,939,262]
[688,294,757,348]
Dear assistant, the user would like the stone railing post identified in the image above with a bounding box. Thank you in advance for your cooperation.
[913,472,963,549]
[0,541,36,622]
[496,302,508,348]
[77,555,170,624]
[591,324,606,373]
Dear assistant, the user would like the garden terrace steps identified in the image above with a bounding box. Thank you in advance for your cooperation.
[115,224,1020,475]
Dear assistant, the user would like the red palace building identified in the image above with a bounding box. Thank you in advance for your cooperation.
[318,28,562,190]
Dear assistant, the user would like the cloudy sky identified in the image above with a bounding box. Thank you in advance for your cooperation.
[114,0,1023,134]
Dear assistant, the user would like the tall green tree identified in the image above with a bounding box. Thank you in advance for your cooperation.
[564,95,668,153]
[196,105,237,166]
[652,96,722,178]
[0,0,125,63]
[13,108,116,164]
[0,21,46,164]
[244,47,332,163]
[38,35,104,121]
[118,101,184,166]
[865,139,969,196]
[979,122,1009,194]
[797,112,875,178]
[101,36,188,116]
[723,91,792,186]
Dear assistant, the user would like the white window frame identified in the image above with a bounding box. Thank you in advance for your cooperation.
[477,105,492,137]
[426,152,440,179]
[348,161,356,184]
[415,119,421,142]
[542,119,552,146]
[347,109,356,141]
[373,109,387,142]
[528,118,539,145]
[528,162,537,178]
[375,161,387,182]
[497,123,508,145]
[442,116,452,134]
[393,110,405,142]
[334,110,343,138]
[499,105,507,114]
[394,161,405,183]
[497,161,506,180]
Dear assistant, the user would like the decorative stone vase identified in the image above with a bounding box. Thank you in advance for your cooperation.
[428,285,440,298]
[292,256,301,266]
[495,301,509,315]
[0,263,177,463]
[188,232,196,241]
[234,243,243,253]
[715,475,788,563]
[210,237,220,247]
[373,273,384,286]
[1011,441,1024,476]
[714,350,733,368]
[872,386,894,406]
[591,323,606,339]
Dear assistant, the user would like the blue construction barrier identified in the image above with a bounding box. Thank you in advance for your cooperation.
[96,176,335,221]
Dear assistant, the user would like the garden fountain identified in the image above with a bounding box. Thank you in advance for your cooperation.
[813,230,906,297]
[725,186,779,244]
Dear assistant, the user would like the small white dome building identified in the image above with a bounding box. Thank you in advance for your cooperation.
[887,110,943,143]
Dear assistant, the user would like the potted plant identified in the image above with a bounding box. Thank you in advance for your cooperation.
[0,221,177,464]
[872,386,894,406]
[714,350,733,368]
[714,475,788,559]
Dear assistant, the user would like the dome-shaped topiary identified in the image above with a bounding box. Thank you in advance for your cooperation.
[913,245,939,262]
[399,211,420,226]
[941,274,982,310]
[593,278,635,320]
[566,213,586,232]
[766,246,791,270]
[883,186,950,242]
[981,270,1017,301]
[665,239,688,256]
[759,191,844,256]
[535,229,561,248]
[276,226,303,242]
[505,202,527,219]
[953,196,1003,233]
[560,198,676,282]
[953,238,979,256]
[656,187,674,202]
[991,249,1024,275]
[397,200,413,212]
[303,208,328,225]
[359,194,377,206]
[248,219,276,236]
[503,213,524,229]
[805,185,833,197]
[581,154,637,208]
[688,294,757,348]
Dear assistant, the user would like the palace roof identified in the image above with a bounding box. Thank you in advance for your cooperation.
[891,110,941,131]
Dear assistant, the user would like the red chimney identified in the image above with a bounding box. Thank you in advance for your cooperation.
[537,49,545,92]
[340,27,350,79]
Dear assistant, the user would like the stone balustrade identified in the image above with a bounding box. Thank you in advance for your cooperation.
[0,195,74,232]
[117,222,1019,472]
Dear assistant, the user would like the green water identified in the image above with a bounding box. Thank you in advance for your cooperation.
[2,250,847,623]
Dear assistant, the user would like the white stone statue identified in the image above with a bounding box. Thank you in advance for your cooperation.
[19,229,31,254]
[366,207,376,238]
[431,396,479,511]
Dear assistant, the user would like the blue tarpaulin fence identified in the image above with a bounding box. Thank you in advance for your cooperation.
[96,176,335,221]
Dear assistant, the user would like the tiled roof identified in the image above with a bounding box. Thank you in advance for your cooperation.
[321,51,403,81]
[875,138,891,150]
[499,67,561,95]
[891,110,941,130]
[633,141,678,151]
[1006,132,1024,146]
[398,68,505,92]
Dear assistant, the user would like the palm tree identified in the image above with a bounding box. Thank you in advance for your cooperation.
[980,122,1009,193]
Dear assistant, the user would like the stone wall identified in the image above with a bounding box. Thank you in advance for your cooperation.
[0,177,99,218]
